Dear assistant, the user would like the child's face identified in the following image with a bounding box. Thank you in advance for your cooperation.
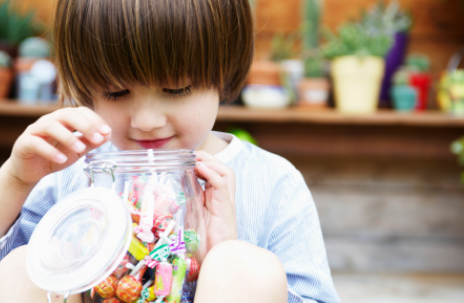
[92,83,220,151]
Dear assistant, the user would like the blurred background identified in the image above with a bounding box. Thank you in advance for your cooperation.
[1,0,464,302]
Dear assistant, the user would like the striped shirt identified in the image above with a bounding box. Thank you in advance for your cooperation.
[0,132,340,303]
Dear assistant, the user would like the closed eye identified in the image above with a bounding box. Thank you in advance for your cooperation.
[163,85,192,98]
[103,89,130,101]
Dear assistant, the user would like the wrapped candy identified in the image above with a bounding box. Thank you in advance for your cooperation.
[184,229,199,253]
[116,266,147,302]
[102,298,122,303]
[94,275,118,299]
[167,257,187,303]
[152,215,173,238]
[112,255,131,279]
[154,262,173,297]
[187,255,200,282]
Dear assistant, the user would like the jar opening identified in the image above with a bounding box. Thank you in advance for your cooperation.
[84,149,196,174]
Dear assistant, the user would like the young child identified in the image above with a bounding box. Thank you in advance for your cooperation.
[0,0,339,302]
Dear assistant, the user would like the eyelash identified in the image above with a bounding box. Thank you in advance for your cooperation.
[103,86,192,101]
[163,86,192,98]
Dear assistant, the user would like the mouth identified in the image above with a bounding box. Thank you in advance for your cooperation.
[134,136,174,149]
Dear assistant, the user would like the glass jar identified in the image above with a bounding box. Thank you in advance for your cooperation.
[27,149,205,303]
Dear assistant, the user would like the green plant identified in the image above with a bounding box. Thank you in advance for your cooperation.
[322,21,393,59]
[405,54,430,72]
[361,0,412,35]
[0,50,12,68]
[269,32,299,62]
[451,137,464,184]
[0,0,39,45]
[302,0,325,78]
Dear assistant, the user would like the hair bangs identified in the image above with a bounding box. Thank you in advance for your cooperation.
[54,0,254,106]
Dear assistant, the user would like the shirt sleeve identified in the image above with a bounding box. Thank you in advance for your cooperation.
[268,169,340,303]
[0,172,58,261]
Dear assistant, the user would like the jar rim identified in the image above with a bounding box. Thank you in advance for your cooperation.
[84,149,196,174]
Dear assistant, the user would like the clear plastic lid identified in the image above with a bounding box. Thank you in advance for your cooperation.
[26,187,132,294]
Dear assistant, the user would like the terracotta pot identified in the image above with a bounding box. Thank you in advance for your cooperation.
[246,60,282,86]
[0,40,18,60]
[297,77,330,107]
[0,68,13,100]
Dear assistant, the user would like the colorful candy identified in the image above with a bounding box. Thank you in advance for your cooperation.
[169,227,186,256]
[187,255,200,282]
[89,176,201,303]
[150,243,170,262]
[184,229,199,253]
[129,236,150,261]
[112,255,131,279]
[154,262,173,297]
[94,275,118,299]
[152,215,173,238]
[116,267,147,303]
[167,257,187,303]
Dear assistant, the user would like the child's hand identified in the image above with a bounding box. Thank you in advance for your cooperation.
[194,150,237,252]
[7,107,111,186]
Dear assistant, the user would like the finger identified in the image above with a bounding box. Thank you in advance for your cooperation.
[20,135,68,164]
[195,162,230,201]
[38,108,111,145]
[34,121,88,154]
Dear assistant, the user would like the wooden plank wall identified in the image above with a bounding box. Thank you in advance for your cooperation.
[287,155,464,272]
[255,0,464,109]
[9,0,464,109]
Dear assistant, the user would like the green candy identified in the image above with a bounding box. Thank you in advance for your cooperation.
[184,229,199,253]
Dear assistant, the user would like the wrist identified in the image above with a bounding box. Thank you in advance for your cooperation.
[0,159,38,191]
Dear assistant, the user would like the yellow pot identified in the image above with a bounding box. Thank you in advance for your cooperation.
[331,56,385,114]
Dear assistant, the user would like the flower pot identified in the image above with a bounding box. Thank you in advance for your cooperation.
[391,85,417,112]
[297,77,330,107]
[410,72,431,111]
[331,56,385,114]
[0,68,13,100]
[246,60,282,86]
[241,84,291,108]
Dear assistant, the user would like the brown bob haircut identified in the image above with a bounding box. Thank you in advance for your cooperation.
[54,0,254,107]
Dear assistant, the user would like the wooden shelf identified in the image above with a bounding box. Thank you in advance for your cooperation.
[1,101,463,159]
[1,100,463,127]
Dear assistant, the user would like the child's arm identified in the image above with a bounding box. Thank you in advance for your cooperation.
[0,107,111,237]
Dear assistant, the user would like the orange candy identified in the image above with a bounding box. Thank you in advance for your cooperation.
[102,298,122,303]
[116,275,143,303]
[94,275,118,299]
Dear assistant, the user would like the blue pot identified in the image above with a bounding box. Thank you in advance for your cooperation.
[391,85,417,112]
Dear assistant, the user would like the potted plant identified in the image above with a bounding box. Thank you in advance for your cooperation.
[451,137,464,184]
[361,1,413,107]
[390,67,417,112]
[0,50,13,100]
[297,0,330,108]
[0,0,39,59]
[322,19,393,114]
[243,31,296,108]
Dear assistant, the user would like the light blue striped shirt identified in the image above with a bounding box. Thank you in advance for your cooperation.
[0,132,339,303]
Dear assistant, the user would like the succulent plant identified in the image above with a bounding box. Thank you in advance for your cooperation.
[361,0,412,35]
[19,37,51,58]
[0,0,39,45]
[301,0,326,78]
[0,50,12,68]
[322,21,393,59]
[451,137,464,184]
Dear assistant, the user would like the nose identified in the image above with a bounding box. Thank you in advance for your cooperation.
[130,100,167,131]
